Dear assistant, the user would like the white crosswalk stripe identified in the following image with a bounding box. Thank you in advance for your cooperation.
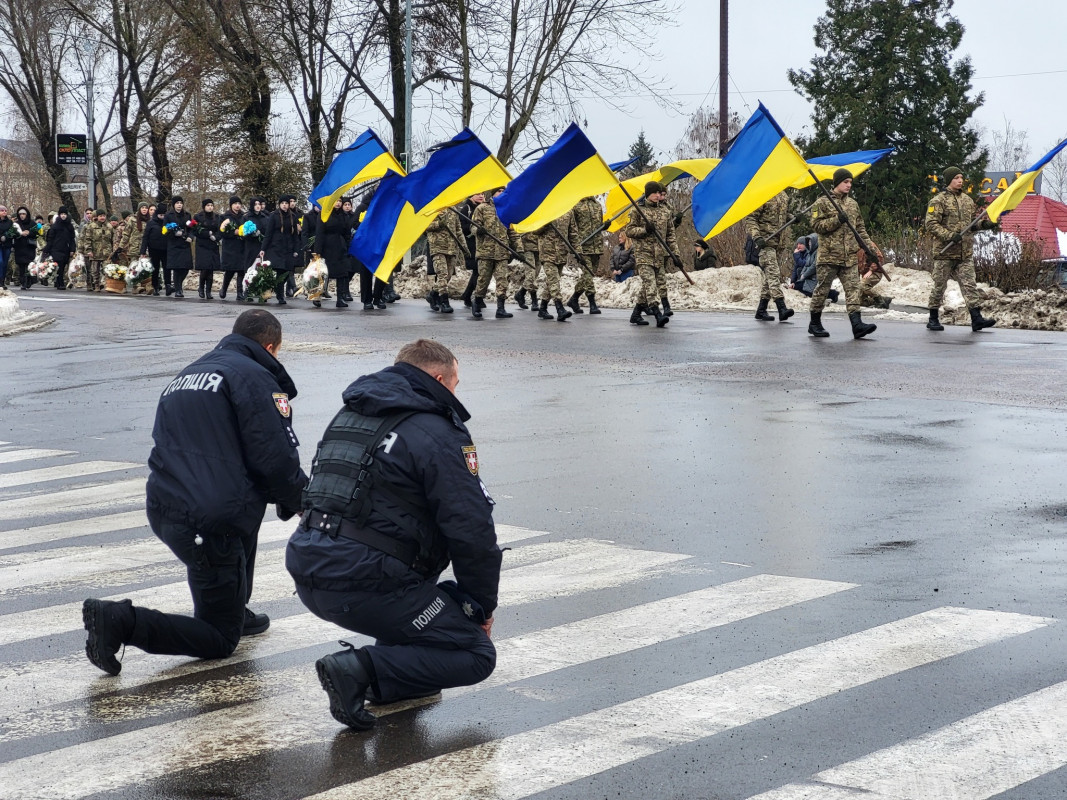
[0,478,146,521]
[0,510,149,550]
[0,460,140,489]
[0,448,75,465]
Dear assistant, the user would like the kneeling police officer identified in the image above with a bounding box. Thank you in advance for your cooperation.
[286,339,501,730]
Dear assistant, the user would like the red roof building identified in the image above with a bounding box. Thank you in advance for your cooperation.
[998,194,1067,260]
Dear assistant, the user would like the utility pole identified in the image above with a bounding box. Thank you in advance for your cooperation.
[718,0,729,157]
[81,36,96,211]
[404,0,412,172]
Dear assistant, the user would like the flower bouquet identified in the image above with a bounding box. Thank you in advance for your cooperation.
[300,256,328,300]
[102,262,128,294]
[242,258,275,303]
[162,222,179,235]
[29,258,58,285]
[220,219,233,234]
[67,254,85,288]
[126,256,154,292]
[236,220,261,240]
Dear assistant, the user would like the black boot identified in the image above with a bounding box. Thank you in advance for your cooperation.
[849,311,877,339]
[808,311,829,337]
[531,294,541,313]
[630,303,649,325]
[661,296,673,317]
[165,282,174,297]
[969,306,996,331]
[648,302,669,327]
[496,296,513,318]
[439,294,454,313]
[236,286,245,302]
[587,292,601,314]
[275,284,287,305]
[927,308,944,331]
[538,299,554,320]
[514,288,528,309]
[82,598,134,675]
[336,296,349,308]
[315,643,377,731]
[471,296,483,318]
[828,288,840,304]
[566,292,584,314]
[462,291,473,308]
[554,298,572,321]
[475,296,486,311]
[755,298,775,321]
[198,273,206,299]
[774,297,794,322]
[426,290,440,312]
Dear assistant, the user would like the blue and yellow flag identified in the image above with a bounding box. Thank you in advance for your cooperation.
[348,172,418,282]
[791,147,895,189]
[495,123,620,233]
[692,103,810,240]
[986,138,1067,223]
[605,158,720,231]
[311,130,405,222]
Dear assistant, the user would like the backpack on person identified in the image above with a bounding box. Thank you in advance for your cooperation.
[744,234,761,266]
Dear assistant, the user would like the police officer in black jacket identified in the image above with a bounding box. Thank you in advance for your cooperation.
[286,339,501,730]
[83,310,308,674]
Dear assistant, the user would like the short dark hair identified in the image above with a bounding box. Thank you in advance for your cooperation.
[233,309,282,348]
[395,339,457,380]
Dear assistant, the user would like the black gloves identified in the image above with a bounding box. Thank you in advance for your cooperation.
[671,254,684,269]
[837,211,849,224]
[980,219,997,230]
[950,232,963,244]
[754,237,767,249]
[644,221,656,236]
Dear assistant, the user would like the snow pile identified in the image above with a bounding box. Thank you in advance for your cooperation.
[0,287,54,336]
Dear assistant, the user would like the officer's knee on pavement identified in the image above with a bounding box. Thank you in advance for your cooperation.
[472,638,497,683]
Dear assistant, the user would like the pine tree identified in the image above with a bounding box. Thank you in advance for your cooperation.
[627,131,657,174]
[788,0,987,230]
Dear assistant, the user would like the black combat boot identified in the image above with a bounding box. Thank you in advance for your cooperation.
[969,306,996,331]
[198,273,206,299]
[275,284,286,305]
[774,297,794,322]
[538,299,554,320]
[828,288,840,304]
[648,302,669,327]
[438,294,454,313]
[461,290,473,308]
[808,312,829,337]
[514,288,528,309]
[475,296,486,311]
[566,291,584,314]
[755,298,775,321]
[243,608,270,636]
[661,296,673,317]
[495,297,513,318]
[849,311,877,339]
[426,290,440,312]
[471,297,483,319]
[630,303,649,325]
[554,299,572,321]
[927,308,944,331]
[587,292,601,314]
[82,598,134,675]
[315,642,377,731]
[531,294,541,313]
[236,286,245,302]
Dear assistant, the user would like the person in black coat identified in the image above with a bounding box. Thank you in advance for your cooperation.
[241,196,268,272]
[140,207,169,295]
[286,339,501,730]
[193,198,221,300]
[219,196,245,300]
[82,309,308,674]
[0,205,15,286]
[314,200,354,309]
[42,206,77,290]
[353,190,383,310]
[12,206,37,290]
[260,195,301,305]
[163,196,193,297]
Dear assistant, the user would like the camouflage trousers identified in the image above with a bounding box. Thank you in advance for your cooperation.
[431,253,468,298]
[573,250,601,295]
[86,259,103,290]
[810,262,862,314]
[539,260,564,302]
[474,258,509,298]
[511,252,538,293]
[636,258,666,306]
[929,258,979,309]
[758,247,784,301]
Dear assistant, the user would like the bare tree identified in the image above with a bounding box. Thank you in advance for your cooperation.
[986,117,1032,172]
[1041,139,1067,203]
[673,106,744,160]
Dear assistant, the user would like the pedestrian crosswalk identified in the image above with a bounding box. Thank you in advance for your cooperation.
[0,440,1065,800]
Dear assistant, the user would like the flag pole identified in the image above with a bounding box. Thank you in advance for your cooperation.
[807,169,890,282]
[451,208,536,270]
[616,182,694,285]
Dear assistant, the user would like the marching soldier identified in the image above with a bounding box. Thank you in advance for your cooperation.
[470,188,522,319]
[535,212,582,322]
[623,181,683,327]
[567,195,604,314]
[924,166,997,332]
[744,191,794,322]
[424,204,470,314]
[514,232,540,311]
[79,210,112,292]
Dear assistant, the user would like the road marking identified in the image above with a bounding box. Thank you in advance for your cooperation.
[0,511,149,550]
[0,461,140,490]
[746,679,1067,800]
[0,479,145,521]
[0,574,853,741]
[0,448,75,465]
[299,608,1053,800]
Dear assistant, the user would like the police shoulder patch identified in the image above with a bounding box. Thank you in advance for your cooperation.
[273,393,291,418]
[462,444,478,475]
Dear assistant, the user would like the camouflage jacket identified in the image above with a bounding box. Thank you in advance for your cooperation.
[471,198,521,261]
[78,221,113,260]
[571,196,604,257]
[425,206,469,257]
[116,215,148,260]
[811,191,874,267]
[537,211,581,265]
[623,199,679,266]
[744,191,791,250]
[925,189,976,260]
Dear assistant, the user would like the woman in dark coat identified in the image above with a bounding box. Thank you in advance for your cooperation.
[193,198,221,299]
[352,191,383,310]
[313,199,353,309]
[241,196,269,299]
[163,196,193,298]
[140,207,168,294]
[260,194,300,305]
[219,196,245,300]
[42,206,76,290]
[12,206,37,290]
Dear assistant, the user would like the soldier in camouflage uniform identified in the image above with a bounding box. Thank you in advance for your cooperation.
[623,181,683,328]
[535,211,584,322]
[512,232,540,311]
[744,190,794,323]
[567,195,604,314]
[808,169,877,339]
[115,203,150,269]
[78,210,113,292]
[424,204,470,314]
[470,188,522,319]
[924,166,997,332]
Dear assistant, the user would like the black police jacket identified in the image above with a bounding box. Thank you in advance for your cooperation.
[146,333,308,537]
[286,362,502,616]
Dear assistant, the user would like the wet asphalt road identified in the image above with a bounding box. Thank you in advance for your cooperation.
[1,289,1066,799]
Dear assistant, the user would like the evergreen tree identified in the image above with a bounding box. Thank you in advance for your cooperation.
[627,131,657,174]
[788,0,987,230]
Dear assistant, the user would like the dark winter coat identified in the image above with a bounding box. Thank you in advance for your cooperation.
[146,333,308,538]
[220,210,245,271]
[0,216,15,252]
[791,234,819,294]
[193,211,221,271]
[44,215,77,260]
[262,208,301,272]
[12,210,37,264]
[314,212,354,278]
[611,243,635,274]
[141,217,168,255]
[163,208,194,271]
[242,207,269,268]
[285,362,502,616]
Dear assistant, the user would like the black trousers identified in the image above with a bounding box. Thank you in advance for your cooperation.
[129,516,257,659]
[148,249,167,292]
[220,270,242,296]
[358,267,374,304]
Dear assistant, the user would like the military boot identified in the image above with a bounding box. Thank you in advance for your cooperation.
[495,297,513,318]
[849,311,877,339]
[774,297,795,322]
[471,297,483,319]
[926,308,944,331]
[566,291,584,314]
[648,302,669,327]
[531,294,541,313]
[514,288,528,309]
[630,303,649,325]
[554,299,572,321]
[475,296,486,311]
[82,598,134,675]
[243,608,270,636]
[315,642,377,731]
[755,298,775,321]
[438,294,454,314]
[969,306,996,331]
[587,292,601,314]
[661,296,673,317]
[808,312,829,337]
[538,299,554,320]
[426,290,440,312]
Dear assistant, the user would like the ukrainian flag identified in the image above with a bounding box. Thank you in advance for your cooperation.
[399,129,511,217]
[311,130,405,222]
[792,147,895,189]
[986,138,1067,223]
[605,158,720,231]
[692,103,810,240]
[348,172,418,281]
[495,123,620,233]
